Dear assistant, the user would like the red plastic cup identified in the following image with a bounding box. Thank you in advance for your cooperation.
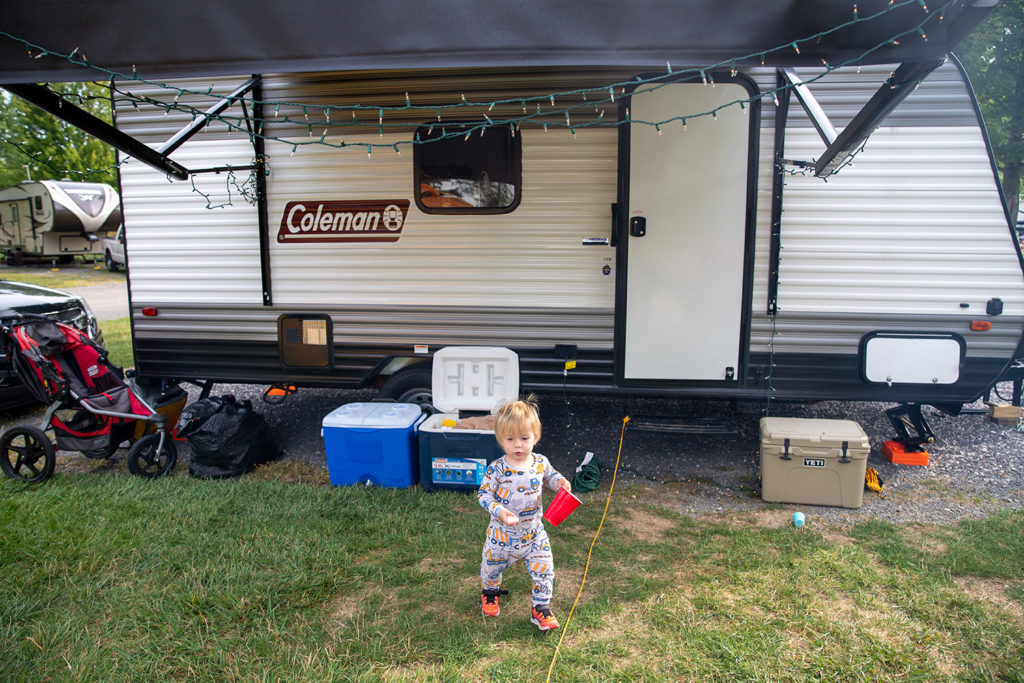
[543,489,582,526]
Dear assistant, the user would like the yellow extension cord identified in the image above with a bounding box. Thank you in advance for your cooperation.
[545,415,630,682]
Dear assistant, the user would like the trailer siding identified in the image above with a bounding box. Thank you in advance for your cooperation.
[115,62,1024,401]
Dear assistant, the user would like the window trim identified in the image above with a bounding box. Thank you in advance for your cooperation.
[413,122,522,215]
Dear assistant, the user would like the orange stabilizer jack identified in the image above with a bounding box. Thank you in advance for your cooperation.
[882,440,929,466]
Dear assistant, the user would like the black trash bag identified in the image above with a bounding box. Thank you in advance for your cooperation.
[177,394,281,479]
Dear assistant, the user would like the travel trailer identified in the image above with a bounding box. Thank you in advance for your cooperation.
[0,180,121,263]
[0,1,1017,437]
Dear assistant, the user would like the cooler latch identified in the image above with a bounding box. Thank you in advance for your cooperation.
[780,438,791,461]
[839,441,851,464]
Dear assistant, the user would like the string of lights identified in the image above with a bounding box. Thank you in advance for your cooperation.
[0,0,954,198]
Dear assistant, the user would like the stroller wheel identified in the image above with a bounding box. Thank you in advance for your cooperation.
[0,426,56,483]
[127,433,177,478]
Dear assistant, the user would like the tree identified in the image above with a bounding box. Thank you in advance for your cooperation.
[0,82,117,189]
[958,0,1024,224]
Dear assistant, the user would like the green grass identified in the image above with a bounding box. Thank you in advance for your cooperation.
[2,474,1022,681]
[100,316,133,369]
[0,262,124,288]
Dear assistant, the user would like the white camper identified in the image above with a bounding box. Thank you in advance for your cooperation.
[0,1,1017,436]
[0,180,121,263]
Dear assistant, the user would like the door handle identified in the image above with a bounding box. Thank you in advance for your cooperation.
[629,216,646,237]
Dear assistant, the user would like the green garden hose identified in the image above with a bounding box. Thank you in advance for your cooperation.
[572,451,603,492]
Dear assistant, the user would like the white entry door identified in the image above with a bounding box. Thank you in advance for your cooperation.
[622,80,753,382]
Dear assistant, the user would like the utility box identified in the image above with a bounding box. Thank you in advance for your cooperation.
[322,402,425,487]
[418,347,519,492]
[759,417,870,508]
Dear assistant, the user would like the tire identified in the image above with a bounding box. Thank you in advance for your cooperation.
[0,425,56,483]
[379,365,436,413]
[57,254,74,265]
[104,250,118,272]
[81,444,118,459]
[126,433,177,478]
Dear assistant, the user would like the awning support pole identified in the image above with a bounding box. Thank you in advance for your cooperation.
[1,82,190,180]
[813,60,944,177]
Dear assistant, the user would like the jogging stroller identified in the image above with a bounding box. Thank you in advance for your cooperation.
[0,313,177,483]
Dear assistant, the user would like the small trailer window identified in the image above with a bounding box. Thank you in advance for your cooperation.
[277,314,333,369]
[414,123,521,214]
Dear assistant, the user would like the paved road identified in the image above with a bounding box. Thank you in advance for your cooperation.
[64,283,129,321]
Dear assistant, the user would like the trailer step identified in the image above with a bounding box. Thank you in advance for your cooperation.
[626,415,739,435]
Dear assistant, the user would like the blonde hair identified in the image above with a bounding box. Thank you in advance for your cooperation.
[493,394,542,442]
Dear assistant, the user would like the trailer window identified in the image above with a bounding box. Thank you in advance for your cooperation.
[414,123,521,214]
[277,314,333,369]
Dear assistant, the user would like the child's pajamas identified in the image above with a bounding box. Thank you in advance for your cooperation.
[477,453,567,606]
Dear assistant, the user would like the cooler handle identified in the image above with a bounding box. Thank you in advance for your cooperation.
[780,438,791,461]
[839,441,850,463]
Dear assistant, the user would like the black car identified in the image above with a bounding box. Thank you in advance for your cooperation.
[0,280,104,411]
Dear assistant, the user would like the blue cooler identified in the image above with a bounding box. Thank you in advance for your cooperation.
[418,347,519,492]
[322,402,425,487]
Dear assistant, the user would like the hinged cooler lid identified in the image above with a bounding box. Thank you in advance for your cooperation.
[760,417,869,449]
[323,402,423,429]
[431,346,520,413]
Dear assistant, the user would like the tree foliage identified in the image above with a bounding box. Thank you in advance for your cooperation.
[958,0,1024,223]
[0,82,117,189]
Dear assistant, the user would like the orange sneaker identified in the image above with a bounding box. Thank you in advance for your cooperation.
[531,604,560,631]
[481,589,507,617]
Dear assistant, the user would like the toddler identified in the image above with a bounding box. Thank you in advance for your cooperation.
[477,396,571,631]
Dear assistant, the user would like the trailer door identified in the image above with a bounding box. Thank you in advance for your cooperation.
[619,79,756,383]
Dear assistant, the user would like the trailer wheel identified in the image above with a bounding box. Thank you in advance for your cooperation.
[379,365,436,413]
[0,425,56,483]
[104,250,119,272]
[127,433,177,478]
[6,250,24,266]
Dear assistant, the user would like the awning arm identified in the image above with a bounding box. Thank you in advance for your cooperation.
[780,68,837,146]
[157,77,258,156]
[1,82,191,179]
[1,77,259,180]
[814,59,945,177]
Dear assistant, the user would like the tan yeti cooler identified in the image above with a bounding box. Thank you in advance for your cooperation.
[759,417,870,508]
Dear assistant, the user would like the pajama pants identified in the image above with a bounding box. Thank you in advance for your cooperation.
[480,521,555,606]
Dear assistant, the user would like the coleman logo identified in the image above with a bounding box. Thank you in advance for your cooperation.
[803,458,826,468]
[278,200,409,243]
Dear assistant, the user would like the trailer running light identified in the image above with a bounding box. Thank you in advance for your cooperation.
[141,307,158,317]
[970,321,992,331]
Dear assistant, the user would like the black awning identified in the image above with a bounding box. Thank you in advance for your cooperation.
[0,0,996,83]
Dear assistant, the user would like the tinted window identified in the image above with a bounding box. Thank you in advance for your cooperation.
[414,123,521,214]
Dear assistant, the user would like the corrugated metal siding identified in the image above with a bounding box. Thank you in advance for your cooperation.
[114,63,1022,380]
[116,76,264,306]
[265,128,618,310]
[747,61,1023,360]
[118,142,263,304]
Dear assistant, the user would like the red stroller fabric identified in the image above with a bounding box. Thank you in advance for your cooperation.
[10,319,154,453]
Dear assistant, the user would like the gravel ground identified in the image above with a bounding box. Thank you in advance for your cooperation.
[7,380,1022,528]
[180,380,1024,528]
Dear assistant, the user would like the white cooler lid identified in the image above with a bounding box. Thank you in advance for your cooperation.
[431,346,520,413]
[322,402,423,428]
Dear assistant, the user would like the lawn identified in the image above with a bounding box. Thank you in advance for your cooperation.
[2,472,1022,681]
[0,261,124,288]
